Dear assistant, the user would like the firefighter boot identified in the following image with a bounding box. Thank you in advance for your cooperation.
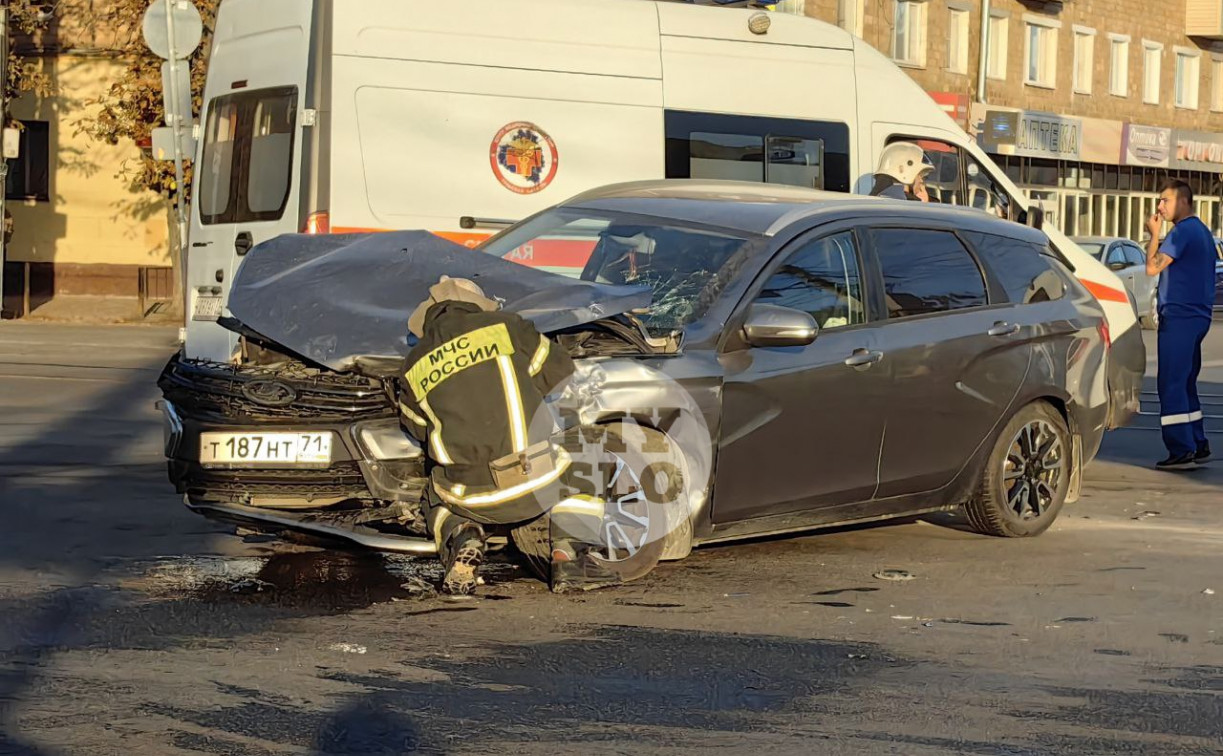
[550,544,624,594]
[442,527,485,596]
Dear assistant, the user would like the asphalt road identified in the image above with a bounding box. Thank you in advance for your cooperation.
[0,321,1219,756]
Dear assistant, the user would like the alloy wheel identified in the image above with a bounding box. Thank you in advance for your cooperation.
[1002,420,1065,520]
[596,454,652,562]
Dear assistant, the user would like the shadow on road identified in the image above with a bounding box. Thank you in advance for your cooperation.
[0,345,444,752]
[1093,378,1223,488]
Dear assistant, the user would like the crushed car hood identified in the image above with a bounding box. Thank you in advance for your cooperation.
[225,231,653,374]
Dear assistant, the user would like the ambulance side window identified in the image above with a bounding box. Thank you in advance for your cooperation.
[666,111,851,193]
[883,136,1015,221]
[883,137,963,206]
[965,154,1011,220]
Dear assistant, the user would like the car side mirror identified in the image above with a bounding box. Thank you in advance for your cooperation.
[742,304,818,348]
[1108,261,1128,271]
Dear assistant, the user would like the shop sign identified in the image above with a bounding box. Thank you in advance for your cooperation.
[1171,130,1223,172]
[981,109,1081,160]
[1122,124,1171,168]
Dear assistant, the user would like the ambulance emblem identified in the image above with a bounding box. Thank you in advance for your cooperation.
[491,122,559,195]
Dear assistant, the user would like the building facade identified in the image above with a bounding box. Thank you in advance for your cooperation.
[2,5,172,317]
[799,0,1223,239]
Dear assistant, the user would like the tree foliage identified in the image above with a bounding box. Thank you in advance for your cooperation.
[5,1,56,105]
[76,0,220,201]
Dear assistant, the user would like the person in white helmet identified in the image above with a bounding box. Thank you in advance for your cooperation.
[870,142,934,202]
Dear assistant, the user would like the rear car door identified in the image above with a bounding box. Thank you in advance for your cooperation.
[713,229,887,523]
[867,226,1030,498]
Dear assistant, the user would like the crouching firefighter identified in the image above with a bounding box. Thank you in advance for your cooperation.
[399,276,638,595]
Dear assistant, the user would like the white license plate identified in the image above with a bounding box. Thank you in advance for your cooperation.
[193,295,223,321]
[200,432,333,468]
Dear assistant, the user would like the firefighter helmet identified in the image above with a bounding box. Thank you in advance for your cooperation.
[875,142,935,186]
[408,276,501,338]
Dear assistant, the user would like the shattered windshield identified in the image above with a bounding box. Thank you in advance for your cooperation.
[479,209,755,333]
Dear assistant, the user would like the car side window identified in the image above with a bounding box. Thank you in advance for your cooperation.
[1123,244,1146,267]
[755,231,865,330]
[1105,244,1128,267]
[962,232,1067,304]
[871,228,988,318]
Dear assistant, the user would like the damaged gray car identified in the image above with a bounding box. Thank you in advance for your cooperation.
[159,180,1116,581]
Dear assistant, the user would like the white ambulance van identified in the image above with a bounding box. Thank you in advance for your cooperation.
[185,0,1143,423]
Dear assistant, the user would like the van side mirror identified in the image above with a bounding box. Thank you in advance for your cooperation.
[1025,206,1045,231]
[742,304,818,348]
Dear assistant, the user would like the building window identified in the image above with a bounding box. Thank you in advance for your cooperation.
[1212,58,1223,112]
[1073,27,1095,94]
[1025,17,1059,88]
[1175,49,1201,110]
[947,6,970,74]
[987,14,1008,80]
[1143,41,1162,105]
[1109,35,1130,96]
[838,0,864,37]
[4,121,50,203]
[893,0,928,67]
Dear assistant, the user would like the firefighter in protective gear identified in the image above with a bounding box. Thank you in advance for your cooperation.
[399,276,620,595]
[870,142,934,202]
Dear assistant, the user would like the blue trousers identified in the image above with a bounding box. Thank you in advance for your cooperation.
[1157,315,1211,456]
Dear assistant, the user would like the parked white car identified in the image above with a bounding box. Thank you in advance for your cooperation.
[1072,237,1160,330]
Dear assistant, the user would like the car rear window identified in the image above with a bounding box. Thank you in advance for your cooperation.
[870,228,988,318]
[198,87,298,225]
[964,232,1067,304]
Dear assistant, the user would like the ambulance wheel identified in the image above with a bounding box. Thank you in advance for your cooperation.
[965,402,1070,538]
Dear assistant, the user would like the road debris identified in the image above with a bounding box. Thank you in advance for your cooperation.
[873,569,915,582]
[1203,589,1215,596]
[229,578,275,594]
[1132,511,1161,521]
[329,643,368,655]
[401,577,437,598]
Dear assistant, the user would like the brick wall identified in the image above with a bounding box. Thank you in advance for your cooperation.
[805,0,1223,131]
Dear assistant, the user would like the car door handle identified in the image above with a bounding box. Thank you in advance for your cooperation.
[235,231,254,256]
[988,322,1021,337]
[844,349,884,367]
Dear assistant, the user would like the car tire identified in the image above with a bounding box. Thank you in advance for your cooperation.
[510,422,687,583]
[965,401,1071,538]
[1140,293,1158,330]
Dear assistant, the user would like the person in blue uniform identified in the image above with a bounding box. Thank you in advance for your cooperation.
[1144,180,1217,470]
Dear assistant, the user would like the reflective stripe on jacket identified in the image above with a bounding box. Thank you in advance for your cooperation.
[397,300,575,500]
